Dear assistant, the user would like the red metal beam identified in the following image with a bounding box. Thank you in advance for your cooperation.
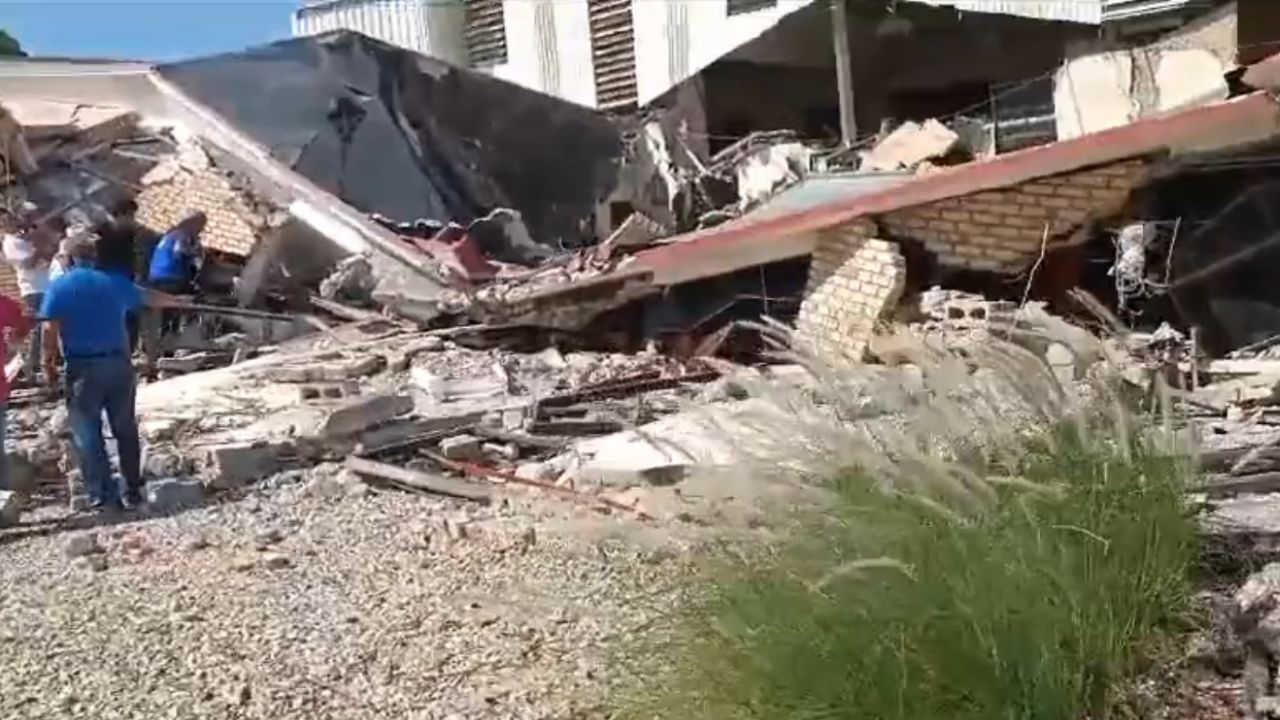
[631,91,1280,287]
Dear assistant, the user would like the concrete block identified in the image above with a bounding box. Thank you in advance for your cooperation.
[319,394,413,438]
[204,442,288,490]
[146,479,205,512]
[440,434,483,461]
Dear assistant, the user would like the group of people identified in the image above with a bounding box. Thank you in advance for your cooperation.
[0,200,207,511]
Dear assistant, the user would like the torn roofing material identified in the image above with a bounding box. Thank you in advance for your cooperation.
[155,30,623,247]
[631,88,1280,287]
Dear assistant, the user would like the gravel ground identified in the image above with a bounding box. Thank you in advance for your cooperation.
[0,471,678,719]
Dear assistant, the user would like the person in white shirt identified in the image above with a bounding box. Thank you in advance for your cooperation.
[1,208,51,384]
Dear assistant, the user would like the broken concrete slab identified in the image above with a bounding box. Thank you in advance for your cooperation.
[344,456,491,503]
[262,354,386,383]
[319,394,414,439]
[203,441,292,490]
[860,119,960,172]
[146,479,206,512]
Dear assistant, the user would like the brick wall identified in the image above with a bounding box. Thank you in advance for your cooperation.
[135,167,263,258]
[794,221,907,362]
[0,261,20,301]
[878,158,1149,272]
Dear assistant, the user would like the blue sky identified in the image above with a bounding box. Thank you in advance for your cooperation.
[0,1,295,62]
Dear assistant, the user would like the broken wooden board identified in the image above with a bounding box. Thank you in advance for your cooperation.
[344,456,491,503]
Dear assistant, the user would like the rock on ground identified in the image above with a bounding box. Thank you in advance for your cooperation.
[0,474,672,720]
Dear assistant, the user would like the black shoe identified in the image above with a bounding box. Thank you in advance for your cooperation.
[123,487,146,509]
[90,498,124,514]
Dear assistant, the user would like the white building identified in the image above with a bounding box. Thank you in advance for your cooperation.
[293,0,1104,114]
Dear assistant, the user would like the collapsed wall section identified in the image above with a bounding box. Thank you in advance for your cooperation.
[136,165,265,257]
[878,158,1150,272]
[794,220,906,362]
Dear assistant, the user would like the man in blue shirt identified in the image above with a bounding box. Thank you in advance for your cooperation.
[41,236,180,510]
[142,210,205,377]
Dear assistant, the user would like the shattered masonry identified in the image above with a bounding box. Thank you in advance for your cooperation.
[795,221,906,362]
[136,165,264,258]
[878,158,1150,272]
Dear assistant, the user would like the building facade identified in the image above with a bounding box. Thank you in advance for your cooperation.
[292,0,1105,113]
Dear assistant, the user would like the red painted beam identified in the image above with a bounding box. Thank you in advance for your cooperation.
[632,91,1280,286]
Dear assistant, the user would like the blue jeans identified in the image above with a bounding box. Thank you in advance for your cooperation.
[65,355,141,505]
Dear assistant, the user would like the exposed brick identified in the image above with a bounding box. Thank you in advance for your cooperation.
[796,233,906,362]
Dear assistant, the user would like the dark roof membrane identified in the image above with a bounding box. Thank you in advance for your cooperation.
[158,31,623,247]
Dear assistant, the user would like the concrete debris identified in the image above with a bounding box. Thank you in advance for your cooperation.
[859,119,960,172]
[319,394,413,439]
[319,254,378,303]
[64,533,104,559]
[0,490,23,527]
[146,479,205,512]
[440,434,484,461]
[203,442,290,490]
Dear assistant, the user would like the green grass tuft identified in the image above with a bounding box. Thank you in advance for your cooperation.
[610,332,1197,720]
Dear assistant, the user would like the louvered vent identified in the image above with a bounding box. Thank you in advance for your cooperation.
[466,0,507,67]
[588,0,638,111]
[727,0,777,16]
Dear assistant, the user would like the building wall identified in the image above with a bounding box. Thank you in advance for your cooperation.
[793,157,1148,360]
[292,0,468,65]
[794,220,906,362]
[631,0,814,107]
[136,166,263,258]
[877,158,1150,272]
[485,0,598,108]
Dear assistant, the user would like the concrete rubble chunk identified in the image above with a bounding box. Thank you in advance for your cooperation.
[440,434,484,461]
[65,533,103,558]
[319,394,414,438]
[265,355,386,383]
[0,490,23,526]
[146,479,205,511]
[2,452,37,494]
[860,119,960,172]
[203,442,290,490]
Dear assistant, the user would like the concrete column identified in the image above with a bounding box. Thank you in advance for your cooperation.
[831,0,857,147]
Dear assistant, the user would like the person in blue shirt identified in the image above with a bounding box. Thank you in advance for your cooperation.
[41,235,180,511]
[142,210,205,377]
[147,210,205,293]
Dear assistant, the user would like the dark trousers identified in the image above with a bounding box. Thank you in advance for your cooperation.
[20,293,42,382]
[65,355,141,505]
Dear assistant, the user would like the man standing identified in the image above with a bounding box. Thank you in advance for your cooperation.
[2,206,51,385]
[41,235,178,510]
[143,210,205,373]
[94,199,150,352]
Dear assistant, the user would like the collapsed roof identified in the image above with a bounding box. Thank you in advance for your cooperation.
[156,31,624,246]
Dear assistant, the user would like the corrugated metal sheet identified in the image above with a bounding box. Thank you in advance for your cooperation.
[588,0,638,110]
[466,0,508,66]
[292,0,431,54]
[916,0,1103,24]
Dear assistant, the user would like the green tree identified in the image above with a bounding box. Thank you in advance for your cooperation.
[0,31,26,58]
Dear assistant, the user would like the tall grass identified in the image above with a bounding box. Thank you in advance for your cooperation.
[611,326,1197,720]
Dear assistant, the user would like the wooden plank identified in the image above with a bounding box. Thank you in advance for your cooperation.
[344,457,491,503]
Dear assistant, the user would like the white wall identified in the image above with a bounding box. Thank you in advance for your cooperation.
[292,0,467,65]
[632,0,815,107]
[486,0,598,108]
